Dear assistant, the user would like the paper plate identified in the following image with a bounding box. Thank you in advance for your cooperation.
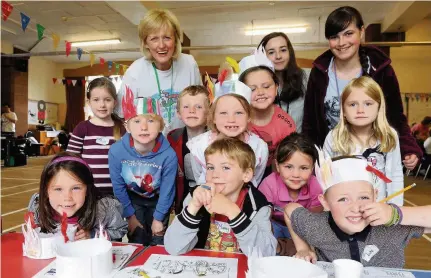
[250,256,328,278]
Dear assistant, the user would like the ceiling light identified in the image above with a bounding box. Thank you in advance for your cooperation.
[71,39,121,47]
[245,27,307,36]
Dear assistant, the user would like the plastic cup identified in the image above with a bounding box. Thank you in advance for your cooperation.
[333,259,363,278]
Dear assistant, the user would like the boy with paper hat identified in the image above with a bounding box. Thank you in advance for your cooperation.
[108,85,178,245]
[283,148,431,268]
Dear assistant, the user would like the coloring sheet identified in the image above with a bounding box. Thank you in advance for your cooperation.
[115,254,238,278]
[33,245,137,278]
[316,261,416,278]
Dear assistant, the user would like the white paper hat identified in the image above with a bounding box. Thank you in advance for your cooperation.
[239,45,274,75]
[214,79,252,103]
[314,146,391,192]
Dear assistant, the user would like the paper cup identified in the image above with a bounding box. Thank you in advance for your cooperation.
[333,259,363,278]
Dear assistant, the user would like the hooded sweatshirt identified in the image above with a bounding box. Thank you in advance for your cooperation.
[108,133,178,221]
[302,46,422,160]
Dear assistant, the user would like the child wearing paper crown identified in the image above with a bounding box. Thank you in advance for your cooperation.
[239,64,296,178]
[165,137,277,257]
[108,89,178,245]
[27,152,128,241]
[167,85,210,214]
[283,150,431,268]
[259,133,323,244]
[187,67,269,187]
[323,76,404,205]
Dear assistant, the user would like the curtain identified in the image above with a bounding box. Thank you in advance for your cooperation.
[64,77,85,133]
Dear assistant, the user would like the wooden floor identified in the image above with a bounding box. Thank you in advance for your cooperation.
[1,156,430,270]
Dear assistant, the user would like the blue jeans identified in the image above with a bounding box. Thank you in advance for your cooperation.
[127,191,168,245]
[271,220,291,239]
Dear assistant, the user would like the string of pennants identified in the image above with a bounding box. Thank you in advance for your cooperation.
[1,1,129,75]
[403,93,431,102]
[51,76,123,87]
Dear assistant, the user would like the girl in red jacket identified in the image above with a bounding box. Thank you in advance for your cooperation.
[302,6,421,169]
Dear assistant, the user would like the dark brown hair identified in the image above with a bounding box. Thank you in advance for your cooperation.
[258,32,305,105]
[87,77,123,140]
[239,65,279,87]
[325,6,369,76]
[275,132,317,165]
[38,152,100,233]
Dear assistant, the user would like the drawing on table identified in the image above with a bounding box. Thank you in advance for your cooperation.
[116,254,238,278]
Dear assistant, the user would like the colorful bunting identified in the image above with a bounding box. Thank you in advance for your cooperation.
[122,65,128,74]
[2,1,13,21]
[90,54,95,67]
[71,80,77,86]
[108,61,113,71]
[52,78,57,84]
[81,79,86,87]
[115,63,120,74]
[62,79,66,85]
[100,58,105,66]
[66,80,72,86]
[20,12,30,32]
[77,48,83,60]
[52,33,60,50]
[36,24,45,40]
[65,41,71,57]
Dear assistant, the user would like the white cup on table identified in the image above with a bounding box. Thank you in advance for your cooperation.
[333,259,363,278]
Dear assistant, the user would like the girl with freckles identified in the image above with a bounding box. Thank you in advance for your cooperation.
[302,6,422,171]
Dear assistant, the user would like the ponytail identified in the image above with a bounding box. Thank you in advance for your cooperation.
[111,113,123,141]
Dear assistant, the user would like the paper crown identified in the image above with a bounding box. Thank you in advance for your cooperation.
[239,45,275,74]
[214,80,252,104]
[314,146,391,192]
[22,212,78,260]
[122,85,163,120]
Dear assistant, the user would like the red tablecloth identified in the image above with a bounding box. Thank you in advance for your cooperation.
[127,245,248,278]
[1,232,145,278]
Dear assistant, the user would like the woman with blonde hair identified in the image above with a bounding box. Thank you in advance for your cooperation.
[117,9,202,134]
[323,76,404,205]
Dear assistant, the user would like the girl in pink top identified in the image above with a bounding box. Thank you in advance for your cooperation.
[239,66,296,179]
[259,132,323,241]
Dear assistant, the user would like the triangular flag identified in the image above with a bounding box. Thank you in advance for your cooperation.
[66,80,72,86]
[71,80,77,86]
[90,54,95,67]
[57,79,63,85]
[52,33,60,50]
[100,58,105,66]
[2,1,13,21]
[36,24,45,40]
[108,61,113,71]
[122,65,128,74]
[115,63,120,74]
[77,48,83,60]
[114,76,118,82]
[52,78,57,84]
[81,79,86,86]
[62,79,66,85]
[20,12,30,32]
[65,41,71,57]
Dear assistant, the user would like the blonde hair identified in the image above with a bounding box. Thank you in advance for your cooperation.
[176,85,210,111]
[127,113,165,132]
[332,76,397,154]
[204,137,255,175]
[207,94,251,133]
[138,9,182,60]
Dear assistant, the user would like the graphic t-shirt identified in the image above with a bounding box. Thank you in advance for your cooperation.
[205,188,248,252]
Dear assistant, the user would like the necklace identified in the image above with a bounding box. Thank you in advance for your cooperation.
[152,61,174,124]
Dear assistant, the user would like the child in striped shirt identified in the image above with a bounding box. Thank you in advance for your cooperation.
[67,77,125,195]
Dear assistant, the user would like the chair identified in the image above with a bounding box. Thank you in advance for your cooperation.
[414,154,431,180]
